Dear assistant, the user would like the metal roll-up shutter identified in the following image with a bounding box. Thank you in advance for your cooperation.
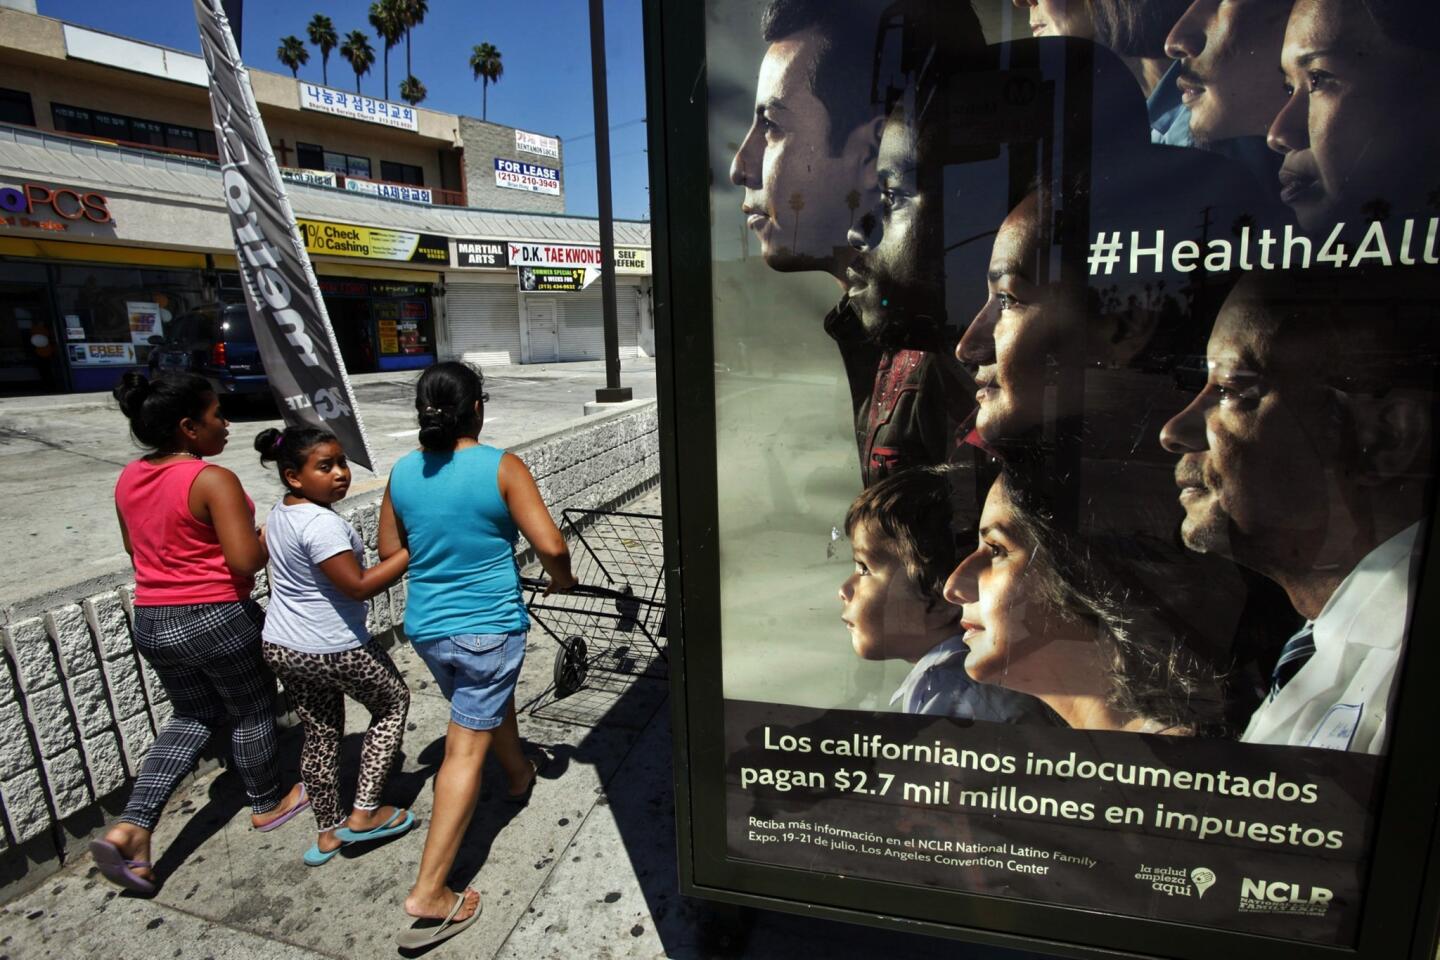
[555,283,641,361]
[617,282,641,359]
[556,287,603,361]
[446,280,521,365]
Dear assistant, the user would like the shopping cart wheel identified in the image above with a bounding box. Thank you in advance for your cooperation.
[554,636,589,699]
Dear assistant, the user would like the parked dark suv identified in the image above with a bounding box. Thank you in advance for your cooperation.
[147,302,269,399]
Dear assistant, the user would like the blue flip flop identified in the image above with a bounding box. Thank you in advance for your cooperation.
[334,808,415,844]
[303,841,343,867]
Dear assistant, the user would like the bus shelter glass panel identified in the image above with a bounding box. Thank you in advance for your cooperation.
[703,0,1440,946]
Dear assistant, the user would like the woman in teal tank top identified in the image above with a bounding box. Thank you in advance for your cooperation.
[379,362,576,947]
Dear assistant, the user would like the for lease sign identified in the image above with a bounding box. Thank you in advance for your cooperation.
[494,158,560,196]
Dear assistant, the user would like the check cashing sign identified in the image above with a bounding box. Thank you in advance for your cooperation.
[193,0,374,470]
[297,219,449,265]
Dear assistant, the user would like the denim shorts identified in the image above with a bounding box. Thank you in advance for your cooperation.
[413,631,527,730]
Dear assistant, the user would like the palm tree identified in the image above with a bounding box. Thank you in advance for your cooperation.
[339,30,376,95]
[399,75,427,106]
[276,35,309,79]
[468,43,503,121]
[368,0,404,100]
[306,14,338,86]
[396,0,428,80]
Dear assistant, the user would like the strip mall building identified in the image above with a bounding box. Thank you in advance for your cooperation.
[0,3,651,394]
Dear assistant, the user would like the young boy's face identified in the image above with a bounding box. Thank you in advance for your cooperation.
[839,520,958,663]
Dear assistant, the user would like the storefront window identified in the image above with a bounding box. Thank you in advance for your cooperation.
[50,264,205,385]
[0,261,62,393]
[313,277,434,374]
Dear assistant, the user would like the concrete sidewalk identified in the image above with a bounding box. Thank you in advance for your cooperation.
[0,358,656,618]
[0,489,1047,960]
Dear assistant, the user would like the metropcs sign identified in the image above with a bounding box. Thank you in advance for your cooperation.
[0,182,113,224]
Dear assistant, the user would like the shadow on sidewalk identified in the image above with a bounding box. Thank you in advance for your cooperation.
[508,662,1055,959]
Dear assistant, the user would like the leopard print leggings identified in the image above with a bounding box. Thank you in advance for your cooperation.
[262,641,411,831]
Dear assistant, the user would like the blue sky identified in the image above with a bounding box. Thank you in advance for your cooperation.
[39,0,652,221]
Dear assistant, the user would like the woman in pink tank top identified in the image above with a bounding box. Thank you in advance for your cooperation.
[89,373,308,895]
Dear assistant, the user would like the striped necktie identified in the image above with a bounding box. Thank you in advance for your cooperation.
[1270,623,1316,700]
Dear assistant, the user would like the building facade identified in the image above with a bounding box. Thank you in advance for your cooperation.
[0,5,647,395]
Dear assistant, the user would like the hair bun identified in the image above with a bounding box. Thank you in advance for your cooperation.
[112,371,153,419]
[253,427,284,461]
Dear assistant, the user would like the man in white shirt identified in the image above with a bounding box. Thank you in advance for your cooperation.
[1159,269,1436,754]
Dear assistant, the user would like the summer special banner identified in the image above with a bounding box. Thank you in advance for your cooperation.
[297,218,450,265]
[704,0,1440,946]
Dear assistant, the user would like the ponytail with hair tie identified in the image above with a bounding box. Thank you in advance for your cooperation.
[414,362,485,451]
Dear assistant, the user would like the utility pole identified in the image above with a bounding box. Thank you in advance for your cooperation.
[589,0,632,404]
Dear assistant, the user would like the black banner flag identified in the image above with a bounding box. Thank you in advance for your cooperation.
[193,0,375,470]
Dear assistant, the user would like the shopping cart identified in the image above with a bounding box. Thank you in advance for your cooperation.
[519,508,667,703]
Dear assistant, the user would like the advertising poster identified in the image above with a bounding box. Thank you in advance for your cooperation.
[518,266,593,292]
[296,218,450,265]
[298,82,419,131]
[516,128,561,159]
[280,168,338,188]
[377,318,399,355]
[343,177,433,205]
[125,301,163,345]
[703,0,1440,949]
[494,158,561,195]
[67,342,135,366]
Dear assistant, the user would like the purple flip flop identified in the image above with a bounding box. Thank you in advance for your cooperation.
[89,839,156,895]
[255,784,310,833]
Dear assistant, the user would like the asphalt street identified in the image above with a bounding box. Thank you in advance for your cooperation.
[0,359,656,617]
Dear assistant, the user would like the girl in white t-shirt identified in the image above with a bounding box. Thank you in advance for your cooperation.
[255,426,415,866]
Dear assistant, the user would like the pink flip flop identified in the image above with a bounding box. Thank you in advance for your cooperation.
[89,839,156,895]
[255,784,310,833]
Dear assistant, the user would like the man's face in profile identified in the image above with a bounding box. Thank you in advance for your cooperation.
[958,193,1084,443]
[1164,0,1291,146]
[844,103,944,341]
[1269,0,1440,232]
[1159,284,1336,566]
[730,28,877,273]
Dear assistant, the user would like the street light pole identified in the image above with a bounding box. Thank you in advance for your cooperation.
[589,0,632,404]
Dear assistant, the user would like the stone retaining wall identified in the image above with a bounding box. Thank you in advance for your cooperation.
[0,401,658,897]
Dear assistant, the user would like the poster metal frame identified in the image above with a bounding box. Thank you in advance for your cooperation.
[645,0,1440,957]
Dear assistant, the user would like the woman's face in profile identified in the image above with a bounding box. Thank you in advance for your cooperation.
[1269,0,1440,232]
[1017,0,1095,39]
[944,478,1054,687]
[959,193,1086,444]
